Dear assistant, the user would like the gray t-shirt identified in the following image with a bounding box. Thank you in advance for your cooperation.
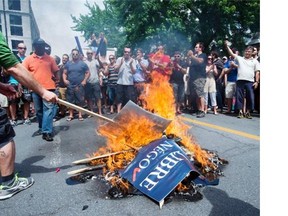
[116,57,137,85]
[84,59,100,83]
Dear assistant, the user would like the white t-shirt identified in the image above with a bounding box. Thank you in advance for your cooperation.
[236,56,260,82]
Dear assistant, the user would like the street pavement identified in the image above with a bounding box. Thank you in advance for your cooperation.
[0,110,260,216]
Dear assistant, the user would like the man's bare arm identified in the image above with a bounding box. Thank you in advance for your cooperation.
[6,63,57,102]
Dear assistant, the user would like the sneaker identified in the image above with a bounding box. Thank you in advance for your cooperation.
[237,112,244,119]
[23,118,31,125]
[245,112,252,119]
[0,174,34,200]
[10,120,17,127]
[42,133,54,142]
[196,111,205,118]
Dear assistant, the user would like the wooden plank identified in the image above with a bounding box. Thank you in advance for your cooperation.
[58,99,115,123]
[72,150,130,165]
[67,164,105,175]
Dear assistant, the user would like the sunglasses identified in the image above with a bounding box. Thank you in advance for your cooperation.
[18,47,26,50]
[174,55,180,58]
[87,53,93,55]
[109,58,115,60]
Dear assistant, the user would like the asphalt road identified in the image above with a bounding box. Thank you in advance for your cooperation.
[0,110,260,216]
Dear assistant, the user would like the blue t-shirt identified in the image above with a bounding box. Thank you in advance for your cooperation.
[224,60,238,82]
[64,60,89,87]
[8,55,26,85]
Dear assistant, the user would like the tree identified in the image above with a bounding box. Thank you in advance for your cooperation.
[71,0,126,52]
[72,0,260,56]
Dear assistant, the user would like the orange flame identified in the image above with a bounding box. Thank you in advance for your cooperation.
[91,51,214,182]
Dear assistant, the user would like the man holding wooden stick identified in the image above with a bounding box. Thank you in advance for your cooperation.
[0,32,58,200]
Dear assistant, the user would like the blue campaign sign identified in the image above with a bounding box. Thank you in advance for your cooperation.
[120,137,200,203]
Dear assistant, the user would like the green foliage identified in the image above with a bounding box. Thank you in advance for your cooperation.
[71,0,260,56]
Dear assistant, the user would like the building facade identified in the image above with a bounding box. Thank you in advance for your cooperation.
[0,0,39,54]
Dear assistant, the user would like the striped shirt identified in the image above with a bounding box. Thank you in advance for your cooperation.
[107,65,118,86]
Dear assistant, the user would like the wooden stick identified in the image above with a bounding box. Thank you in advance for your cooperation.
[58,99,115,123]
[67,164,105,175]
[72,150,131,165]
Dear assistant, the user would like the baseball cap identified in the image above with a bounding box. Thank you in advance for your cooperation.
[32,38,46,46]
[222,56,227,60]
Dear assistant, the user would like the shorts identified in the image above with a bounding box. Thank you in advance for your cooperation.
[21,87,32,103]
[0,108,15,147]
[192,78,206,98]
[0,93,8,108]
[66,85,85,107]
[225,82,236,99]
[8,84,20,104]
[116,85,136,104]
[171,82,185,103]
[85,82,101,101]
[58,87,67,100]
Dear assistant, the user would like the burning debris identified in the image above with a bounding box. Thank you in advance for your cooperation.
[66,52,228,208]
[69,127,227,208]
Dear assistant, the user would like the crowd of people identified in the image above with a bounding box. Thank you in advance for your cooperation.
[1,36,261,129]
[0,31,260,200]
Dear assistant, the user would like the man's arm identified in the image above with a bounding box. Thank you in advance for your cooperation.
[6,63,57,102]
[0,82,18,99]
[114,58,124,71]
[224,40,237,59]
[1,32,57,102]
[81,70,90,85]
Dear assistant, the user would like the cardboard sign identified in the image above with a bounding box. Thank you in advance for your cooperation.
[120,137,200,203]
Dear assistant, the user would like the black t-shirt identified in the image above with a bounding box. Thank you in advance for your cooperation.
[188,52,207,81]
[170,60,187,84]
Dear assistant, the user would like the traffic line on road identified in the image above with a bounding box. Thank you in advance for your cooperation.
[180,116,260,141]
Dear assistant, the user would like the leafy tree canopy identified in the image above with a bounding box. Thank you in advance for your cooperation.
[72,0,260,56]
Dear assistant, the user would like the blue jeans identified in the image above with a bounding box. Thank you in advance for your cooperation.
[107,85,117,105]
[32,92,57,134]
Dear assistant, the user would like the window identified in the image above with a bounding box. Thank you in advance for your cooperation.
[8,0,21,11]
[10,15,23,36]
[10,15,22,25]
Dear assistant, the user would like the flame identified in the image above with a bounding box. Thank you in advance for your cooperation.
[90,51,214,186]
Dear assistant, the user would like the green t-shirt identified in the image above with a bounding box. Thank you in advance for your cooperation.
[0,32,19,69]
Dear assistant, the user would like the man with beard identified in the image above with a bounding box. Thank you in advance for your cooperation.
[63,49,90,121]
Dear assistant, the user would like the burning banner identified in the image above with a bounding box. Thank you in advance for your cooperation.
[120,137,201,205]
[66,50,228,208]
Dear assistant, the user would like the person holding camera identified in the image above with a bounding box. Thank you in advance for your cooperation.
[224,40,260,119]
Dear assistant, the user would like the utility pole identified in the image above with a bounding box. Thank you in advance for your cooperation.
[2,0,9,42]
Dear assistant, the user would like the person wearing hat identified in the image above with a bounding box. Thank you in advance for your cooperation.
[222,56,228,64]
[22,38,59,141]
[0,32,58,200]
